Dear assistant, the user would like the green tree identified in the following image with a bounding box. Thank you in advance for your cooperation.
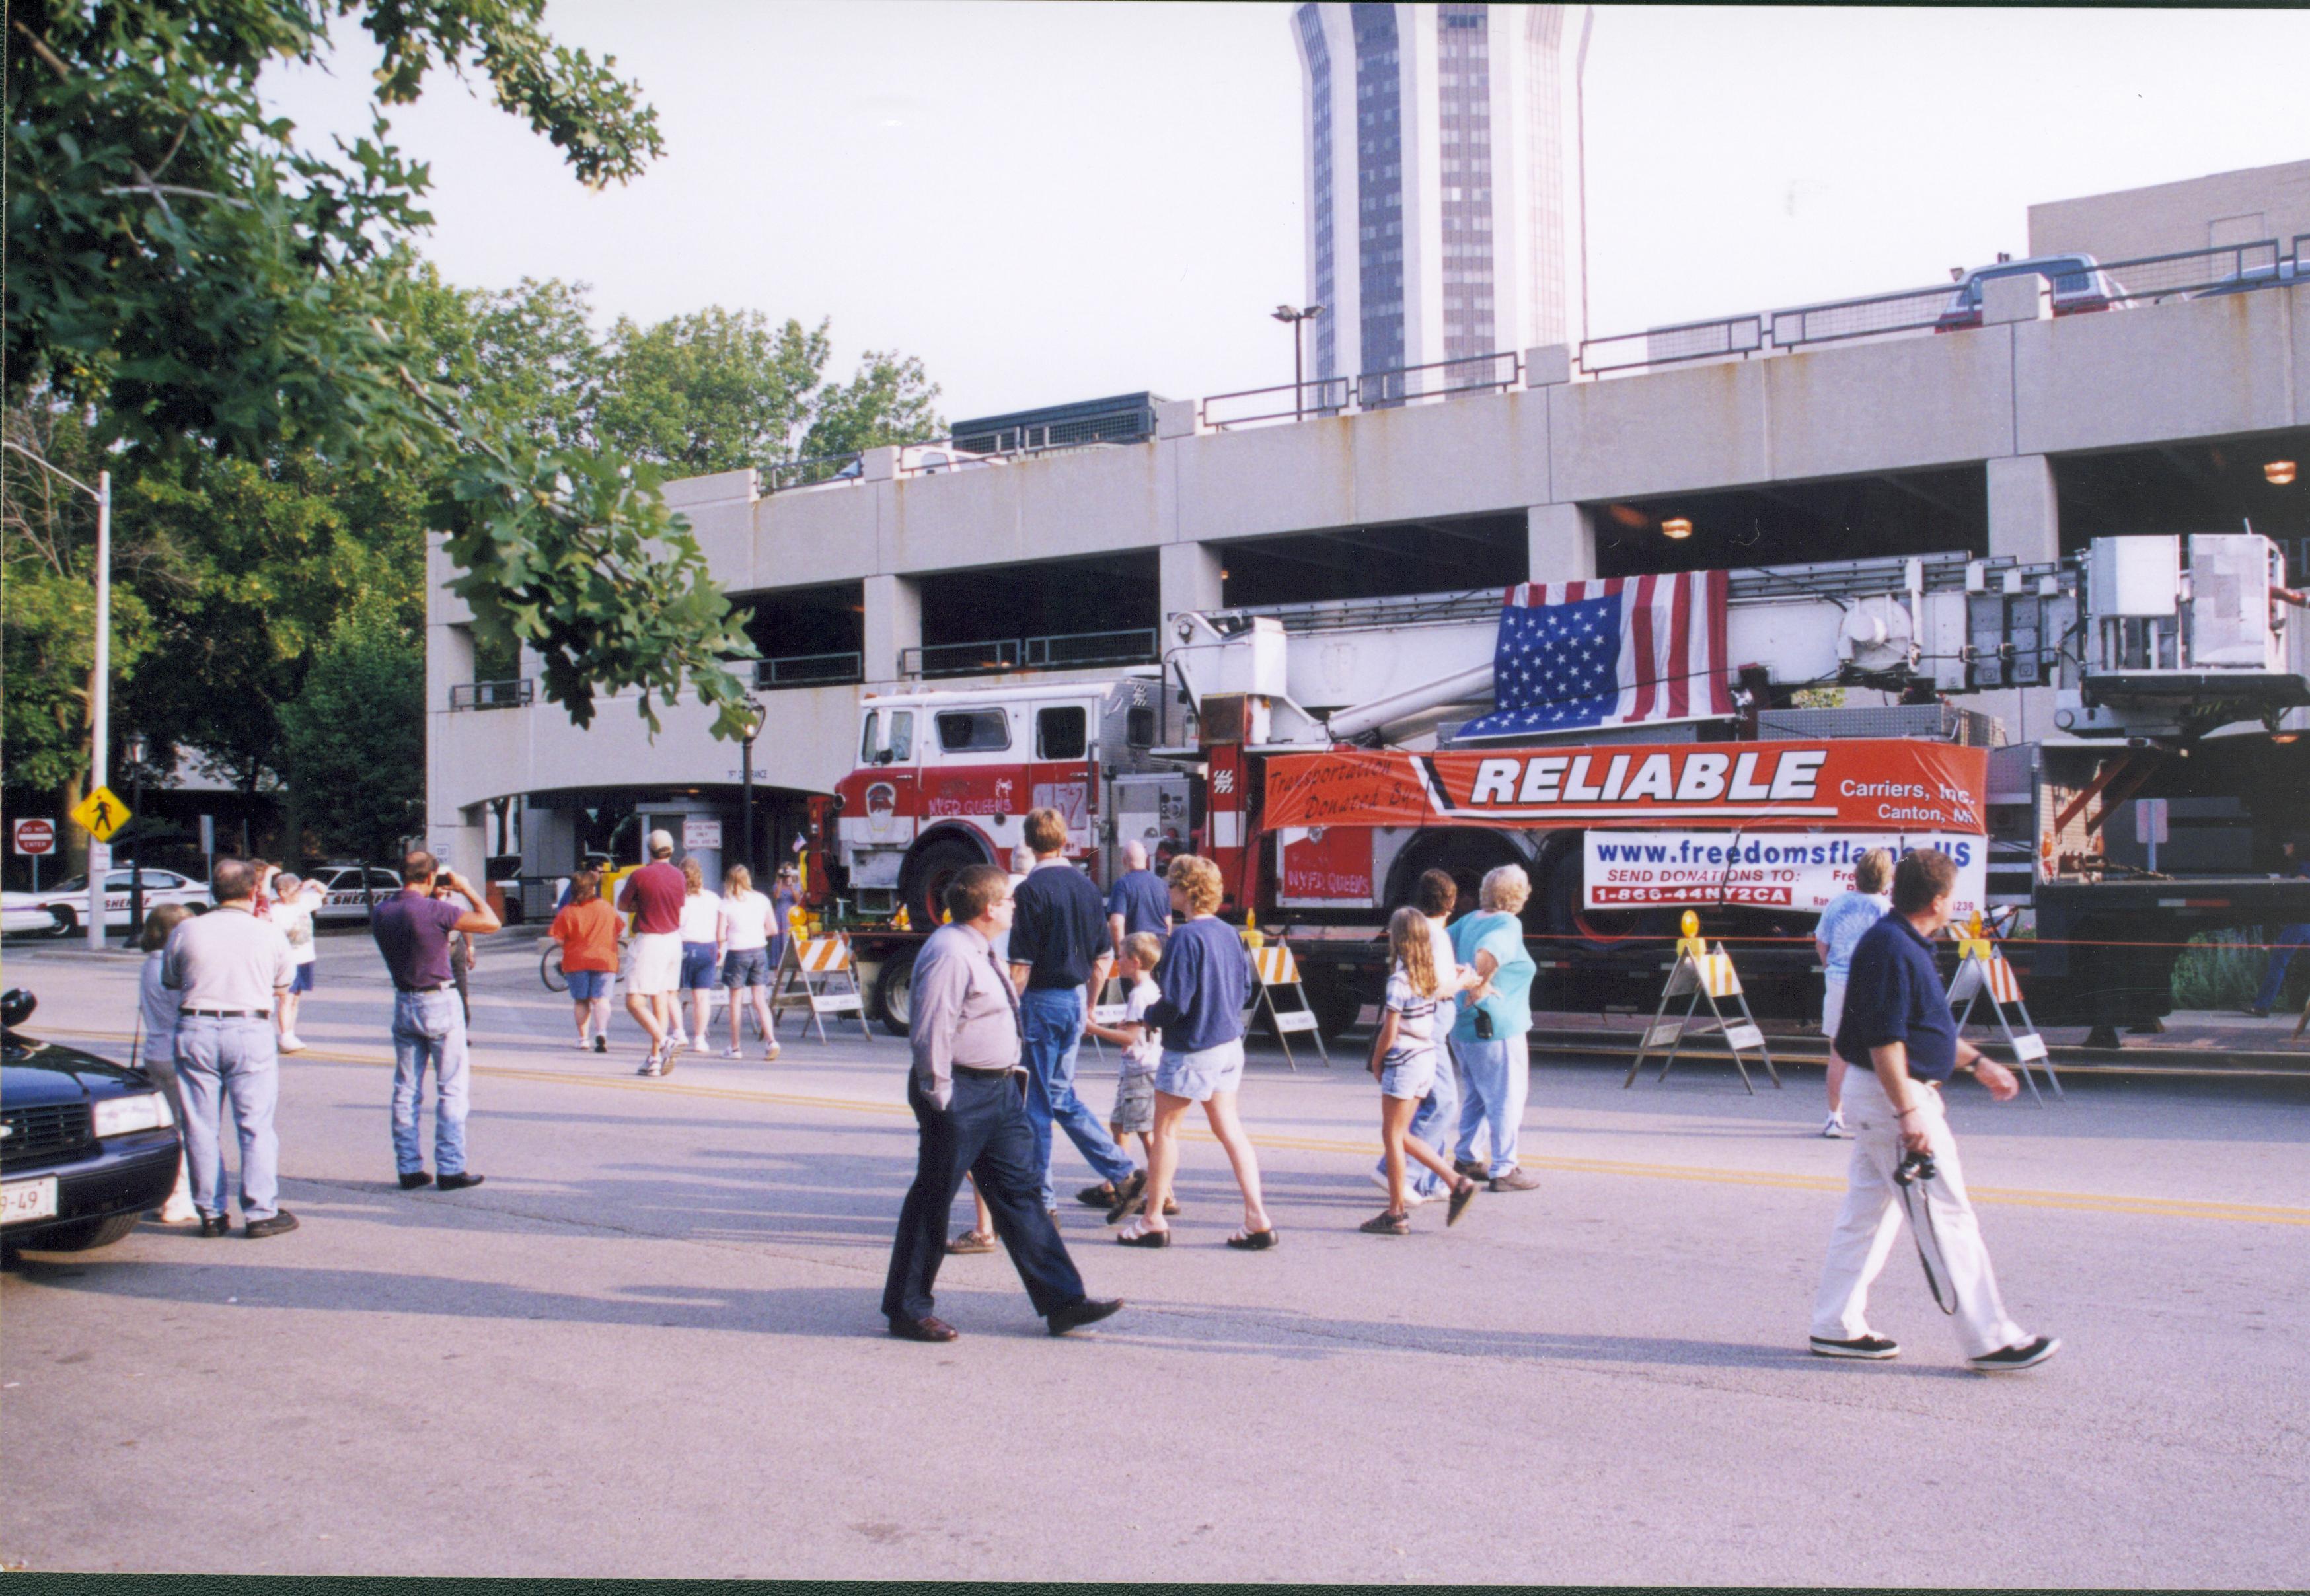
[276,598,424,864]
[7,0,758,736]
[800,350,942,460]
[597,309,828,474]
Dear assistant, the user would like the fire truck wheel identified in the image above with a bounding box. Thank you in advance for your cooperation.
[874,950,917,1038]
[1538,840,1678,956]
[1298,962,1370,1041]
[899,835,987,931]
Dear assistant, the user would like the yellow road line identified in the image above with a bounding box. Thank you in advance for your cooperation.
[40,1027,2310,1228]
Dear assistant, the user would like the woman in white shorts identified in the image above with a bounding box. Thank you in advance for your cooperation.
[716,865,780,1060]
[1112,855,1275,1251]
[1362,907,1481,1235]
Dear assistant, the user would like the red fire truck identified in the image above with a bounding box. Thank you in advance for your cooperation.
[820,536,2310,1042]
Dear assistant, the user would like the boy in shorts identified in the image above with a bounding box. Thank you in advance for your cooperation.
[1084,933,1175,1214]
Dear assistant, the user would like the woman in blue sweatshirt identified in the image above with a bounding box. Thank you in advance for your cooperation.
[1112,854,1277,1250]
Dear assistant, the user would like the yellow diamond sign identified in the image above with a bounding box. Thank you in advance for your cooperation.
[69,785,131,842]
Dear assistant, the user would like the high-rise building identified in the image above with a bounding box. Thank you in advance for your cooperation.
[1292,3,1592,387]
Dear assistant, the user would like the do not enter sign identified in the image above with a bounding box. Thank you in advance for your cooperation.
[13,818,56,856]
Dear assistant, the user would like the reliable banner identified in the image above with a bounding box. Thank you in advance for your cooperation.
[1583,829,1988,918]
[1261,739,1988,834]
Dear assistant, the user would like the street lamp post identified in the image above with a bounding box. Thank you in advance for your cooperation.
[4,441,112,951]
[1271,303,1326,420]
[740,702,764,881]
[126,733,147,943]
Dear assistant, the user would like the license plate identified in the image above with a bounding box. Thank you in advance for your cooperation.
[1,1177,59,1225]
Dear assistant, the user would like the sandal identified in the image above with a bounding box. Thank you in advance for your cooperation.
[1446,1177,1479,1227]
[944,1230,996,1256]
[1225,1227,1279,1251]
[1359,1210,1411,1236]
[1115,1219,1171,1247]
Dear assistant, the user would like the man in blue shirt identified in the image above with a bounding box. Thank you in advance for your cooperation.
[1008,808,1142,1217]
[1104,839,1173,957]
[1809,848,2060,1374]
[2245,838,2309,1017]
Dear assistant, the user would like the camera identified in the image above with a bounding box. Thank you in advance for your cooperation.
[1894,1148,1938,1187]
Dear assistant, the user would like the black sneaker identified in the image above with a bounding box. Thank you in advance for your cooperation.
[1810,1333,1900,1360]
[592,1035,607,1054]
[1969,1335,2060,1373]
[244,1210,299,1239]
[398,1170,433,1190]
[435,1171,485,1192]
[196,1212,232,1238]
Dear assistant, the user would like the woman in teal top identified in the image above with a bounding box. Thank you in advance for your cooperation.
[1446,863,1541,1190]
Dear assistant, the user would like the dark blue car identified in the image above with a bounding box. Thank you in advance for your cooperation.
[2,989,182,1256]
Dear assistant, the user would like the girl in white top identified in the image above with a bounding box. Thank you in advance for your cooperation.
[717,866,780,1060]
[268,872,325,1052]
[135,904,200,1224]
[675,857,724,1050]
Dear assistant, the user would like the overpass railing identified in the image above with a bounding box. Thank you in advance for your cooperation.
[449,679,533,711]
[899,628,1158,680]
[755,652,863,689]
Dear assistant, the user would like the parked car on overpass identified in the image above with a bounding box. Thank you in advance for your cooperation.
[1937,253,2118,331]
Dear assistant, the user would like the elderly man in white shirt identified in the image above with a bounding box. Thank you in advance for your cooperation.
[163,857,298,1238]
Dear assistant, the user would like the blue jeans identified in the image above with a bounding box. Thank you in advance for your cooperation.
[2253,925,2309,1011]
[174,1015,280,1221]
[1374,1046,1459,1198]
[1019,986,1135,1208]
[1452,1032,1530,1177]
[392,989,470,1177]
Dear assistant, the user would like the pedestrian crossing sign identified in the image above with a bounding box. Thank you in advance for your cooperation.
[69,785,131,842]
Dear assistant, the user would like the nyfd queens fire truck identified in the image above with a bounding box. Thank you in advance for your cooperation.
[825,534,2310,1042]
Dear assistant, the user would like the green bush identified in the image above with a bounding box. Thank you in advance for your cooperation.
[2171,929,2309,1011]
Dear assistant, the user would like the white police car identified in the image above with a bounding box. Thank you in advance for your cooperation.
[309,864,403,923]
[0,869,213,938]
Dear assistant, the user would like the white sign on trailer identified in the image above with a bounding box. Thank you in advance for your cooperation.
[1583,829,1987,922]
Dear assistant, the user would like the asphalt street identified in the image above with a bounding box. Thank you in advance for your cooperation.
[3,925,2305,1583]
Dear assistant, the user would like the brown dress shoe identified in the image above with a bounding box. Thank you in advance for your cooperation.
[887,1313,959,1342]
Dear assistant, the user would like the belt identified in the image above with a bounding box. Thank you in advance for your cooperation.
[953,1065,1020,1079]
[395,984,451,995]
[181,1008,270,1019]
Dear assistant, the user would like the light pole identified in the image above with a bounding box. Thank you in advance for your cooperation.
[3,440,111,951]
[1271,303,1325,420]
[126,733,147,944]
[739,700,764,881]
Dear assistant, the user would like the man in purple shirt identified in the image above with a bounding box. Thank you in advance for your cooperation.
[372,850,498,1191]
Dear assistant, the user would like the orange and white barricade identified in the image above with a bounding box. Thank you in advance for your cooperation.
[768,933,872,1044]
[1945,917,2059,1105]
[1249,941,1328,1070]
[1626,912,1779,1095]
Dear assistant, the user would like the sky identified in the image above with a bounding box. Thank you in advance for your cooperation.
[262,3,2310,429]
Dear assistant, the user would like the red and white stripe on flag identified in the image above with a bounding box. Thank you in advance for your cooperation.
[1503,569,1733,725]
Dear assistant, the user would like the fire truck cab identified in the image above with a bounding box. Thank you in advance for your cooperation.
[834,676,1168,925]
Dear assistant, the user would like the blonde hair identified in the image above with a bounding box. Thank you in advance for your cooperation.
[1121,931,1163,972]
[724,864,753,894]
[1479,862,1532,914]
[1388,906,1439,998]
[681,857,706,894]
[1166,853,1223,917]
[1854,847,1894,896]
[140,902,194,952]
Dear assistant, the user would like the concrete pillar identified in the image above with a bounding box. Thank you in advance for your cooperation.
[1527,503,1598,584]
[862,572,921,682]
[1987,454,2060,565]
[1160,542,1226,622]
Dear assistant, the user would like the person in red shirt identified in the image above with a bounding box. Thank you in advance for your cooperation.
[616,830,689,1075]
[549,870,621,1052]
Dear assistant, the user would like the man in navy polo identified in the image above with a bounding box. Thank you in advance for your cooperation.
[1808,848,2060,1374]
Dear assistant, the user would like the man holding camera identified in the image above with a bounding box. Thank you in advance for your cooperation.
[1808,848,2060,1373]
[372,850,500,1192]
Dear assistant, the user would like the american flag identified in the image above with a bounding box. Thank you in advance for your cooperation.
[1458,570,1733,738]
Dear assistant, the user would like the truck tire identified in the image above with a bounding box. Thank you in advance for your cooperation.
[1387,830,1525,918]
[1538,840,1678,956]
[33,1212,143,1252]
[898,834,986,931]
[874,948,918,1038]
[1298,961,1372,1041]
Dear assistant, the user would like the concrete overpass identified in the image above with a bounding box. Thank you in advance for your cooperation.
[426,271,2310,891]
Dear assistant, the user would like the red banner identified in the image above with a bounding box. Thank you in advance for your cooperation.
[1261,739,1986,834]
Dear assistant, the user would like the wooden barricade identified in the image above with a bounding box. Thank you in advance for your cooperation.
[1249,941,1328,1070]
[1946,918,2060,1105]
[767,933,872,1044]
[1625,912,1779,1094]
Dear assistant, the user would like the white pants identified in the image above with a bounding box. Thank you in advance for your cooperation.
[1821,975,1847,1042]
[1809,1070,2026,1359]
